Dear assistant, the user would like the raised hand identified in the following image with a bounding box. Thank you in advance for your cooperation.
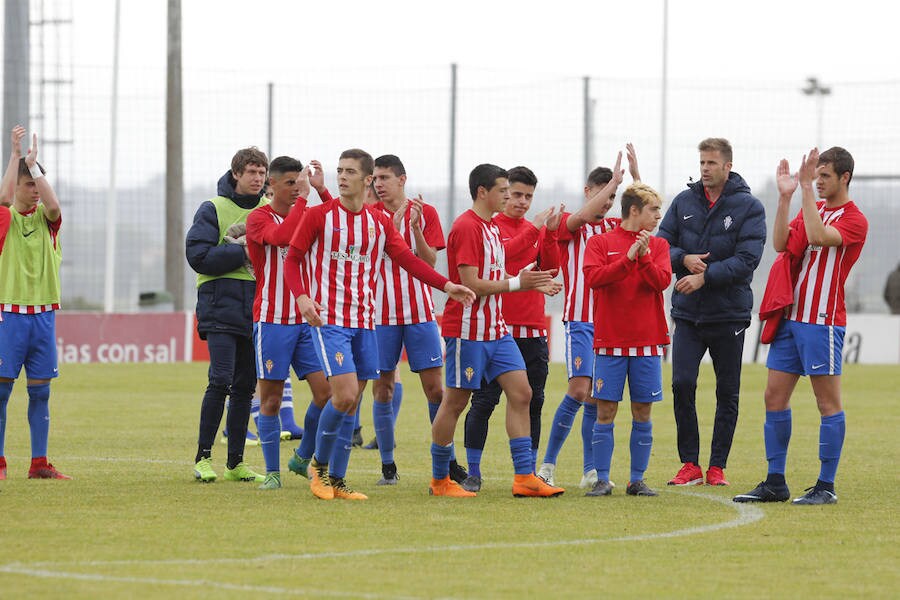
[798,148,819,188]
[408,195,425,229]
[545,203,565,231]
[531,205,556,230]
[776,158,798,199]
[24,133,38,168]
[10,126,25,158]
[308,159,325,192]
[297,165,311,200]
[393,198,410,230]
[626,142,641,182]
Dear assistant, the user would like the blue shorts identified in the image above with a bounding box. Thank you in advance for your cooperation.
[766,319,844,376]
[253,321,323,381]
[591,354,663,403]
[376,321,443,372]
[311,325,379,380]
[0,311,59,380]
[565,321,595,379]
[444,335,526,390]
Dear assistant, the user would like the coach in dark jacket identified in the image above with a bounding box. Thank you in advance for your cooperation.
[184,147,269,483]
[657,138,766,487]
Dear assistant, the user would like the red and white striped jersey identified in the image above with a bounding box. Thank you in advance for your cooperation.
[557,212,620,322]
[372,200,445,325]
[788,201,867,326]
[287,201,448,330]
[246,200,309,324]
[442,209,509,341]
[595,345,665,357]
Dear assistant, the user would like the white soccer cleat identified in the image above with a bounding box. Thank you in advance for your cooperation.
[536,462,556,486]
[580,469,614,489]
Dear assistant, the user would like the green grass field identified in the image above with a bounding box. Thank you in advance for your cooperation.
[0,362,897,598]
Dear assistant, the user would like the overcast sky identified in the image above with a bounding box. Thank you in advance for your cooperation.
[75,0,898,84]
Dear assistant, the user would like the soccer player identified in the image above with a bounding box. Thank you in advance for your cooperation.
[284,149,474,501]
[658,138,766,487]
[461,165,561,492]
[186,146,269,484]
[537,148,638,488]
[582,180,671,498]
[734,147,867,505]
[368,154,466,485]
[0,126,70,480]
[245,156,333,490]
[430,163,565,498]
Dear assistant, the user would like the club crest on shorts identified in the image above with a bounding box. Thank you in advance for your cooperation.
[465,366,474,382]
[335,351,345,366]
[594,377,604,392]
[574,356,582,370]
[265,359,274,374]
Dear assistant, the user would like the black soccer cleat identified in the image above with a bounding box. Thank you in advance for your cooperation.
[377,462,399,486]
[792,486,837,505]
[733,481,790,503]
[448,459,468,484]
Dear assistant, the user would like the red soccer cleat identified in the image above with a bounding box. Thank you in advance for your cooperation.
[28,458,72,480]
[667,462,704,486]
[0,456,7,480]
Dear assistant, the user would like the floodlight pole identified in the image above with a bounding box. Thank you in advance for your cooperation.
[104,0,121,313]
[802,76,831,149]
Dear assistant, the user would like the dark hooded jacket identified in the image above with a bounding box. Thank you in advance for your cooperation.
[658,171,766,323]
[185,172,264,339]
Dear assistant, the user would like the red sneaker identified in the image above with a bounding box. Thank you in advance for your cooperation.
[28,459,72,480]
[0,456,6,480]
[705,466,730,486]
[667,462,704,486]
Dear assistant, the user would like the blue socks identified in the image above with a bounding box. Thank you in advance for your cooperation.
[279,379,304,437]
[582,402,597,473]
[466,448,482,478]
[542,394,580,464]
[764,409,792,475]
[591,422,614,481]
[373,401,395,464]
[297,402,323,460]
[0,381,13,456]
[427,401,456,461]
[431,442,452,480]
[510,436,532,475]
[329,412,356,479]
[27,384,51,458]
[250,396,261,434]
[629,420,653,482]
[314,401,344,465]
[391,382,403,426]
[258,413,281,473]
[818,411,845,483]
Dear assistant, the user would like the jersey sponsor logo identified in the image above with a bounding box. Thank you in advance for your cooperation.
[465,366,474,382]
[330,245,370,264]
[335,351,345,367]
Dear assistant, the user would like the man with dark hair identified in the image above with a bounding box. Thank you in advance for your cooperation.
[430,163,564,498]
[284,149,475,501]
[245,156,335,489]
[0,126,69,480]
[659,138,766,488]
[735,147,867,505]
[367,154,467,485]
[186,146,269,484]
[537,147,639,489]
[460,165,561,492]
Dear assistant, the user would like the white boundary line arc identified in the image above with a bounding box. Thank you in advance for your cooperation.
[9,491,763,573]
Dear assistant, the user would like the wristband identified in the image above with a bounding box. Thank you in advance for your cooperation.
[28,164,44,179]
[507,275,521,292]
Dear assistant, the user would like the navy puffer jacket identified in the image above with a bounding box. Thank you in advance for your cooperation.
[658,172,766,324]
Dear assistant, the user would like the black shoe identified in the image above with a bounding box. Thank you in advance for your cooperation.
[733,481,790,503]
[351,428,364,448]
[585,479,614,497]
[461,475,482,492]
[792,486,837,505]
[363,437,379,450]
[448,460,468,484]
[625,480,658,496]
[377,462,399,486]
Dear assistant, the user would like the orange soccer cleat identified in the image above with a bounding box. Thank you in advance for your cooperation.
[429,476,476,497]
[512,473,564,498]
